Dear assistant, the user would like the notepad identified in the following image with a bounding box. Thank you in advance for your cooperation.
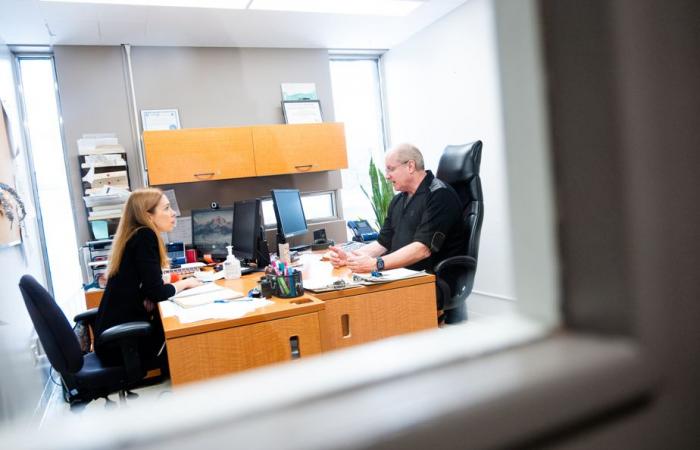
[170,283,244,308]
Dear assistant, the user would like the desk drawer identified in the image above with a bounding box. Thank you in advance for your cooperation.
[167,312,321,386]
[319,282,437,351]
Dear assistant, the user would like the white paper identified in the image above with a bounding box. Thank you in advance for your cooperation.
[353,268,427,283]
[141,109,181,131]
[81,166,95,184]
[166,216,192,245]
[283,101,323,124]
[162,189,181,216]
[164,298,273,323]
[170,283,244,308]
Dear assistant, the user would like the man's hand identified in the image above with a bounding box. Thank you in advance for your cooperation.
[328,245,349,268]
[347,251,377,273]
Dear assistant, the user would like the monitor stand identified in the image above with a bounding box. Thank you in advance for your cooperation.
[290,244,311,252]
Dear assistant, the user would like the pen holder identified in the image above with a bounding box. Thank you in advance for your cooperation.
[270,271,303,298]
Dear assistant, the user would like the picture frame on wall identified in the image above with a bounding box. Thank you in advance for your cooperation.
[141,109,181,131]
[282,100,323,124]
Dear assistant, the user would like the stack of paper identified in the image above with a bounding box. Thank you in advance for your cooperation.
[170,283,244,308]
[79,133,131,222]
[353,268,427,284]
[161,297,273,324]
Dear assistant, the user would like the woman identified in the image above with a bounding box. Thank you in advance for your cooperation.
[94,188,200,370]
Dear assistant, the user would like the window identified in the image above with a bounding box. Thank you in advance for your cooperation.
[329,56,387,235]
[261,191,336,228]
[16,55,84,318]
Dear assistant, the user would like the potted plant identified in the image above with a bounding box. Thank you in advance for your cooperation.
[360,157,394,229]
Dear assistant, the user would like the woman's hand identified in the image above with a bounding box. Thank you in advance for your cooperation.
[172,277,202,294]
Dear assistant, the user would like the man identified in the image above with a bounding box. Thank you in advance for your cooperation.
[330,143,466,275]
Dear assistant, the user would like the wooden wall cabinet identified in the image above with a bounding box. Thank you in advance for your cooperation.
[252,123,348,176]
[143,123,348,184]
[143,127,256,185]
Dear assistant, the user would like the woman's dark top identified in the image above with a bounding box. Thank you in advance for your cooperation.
[94,227,175,367]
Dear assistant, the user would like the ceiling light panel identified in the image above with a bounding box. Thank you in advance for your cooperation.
[248,0,425,17]
[40,0,249,9]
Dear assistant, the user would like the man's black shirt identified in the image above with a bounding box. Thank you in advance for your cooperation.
[377,170,466,271]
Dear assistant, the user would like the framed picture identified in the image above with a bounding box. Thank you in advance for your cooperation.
[141,109,181,131]
[282,100,323,124]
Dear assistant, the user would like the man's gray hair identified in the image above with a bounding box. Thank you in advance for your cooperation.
[393,143,425,171]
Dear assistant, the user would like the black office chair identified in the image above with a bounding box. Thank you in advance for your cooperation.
[434,141,484,324]
[19,274,155,406]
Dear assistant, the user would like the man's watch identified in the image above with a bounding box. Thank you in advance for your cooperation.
[376,257,385,271]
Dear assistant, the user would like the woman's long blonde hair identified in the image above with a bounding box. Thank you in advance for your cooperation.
[107,188,168,278]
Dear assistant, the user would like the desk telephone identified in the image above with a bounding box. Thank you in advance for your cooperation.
[311,229,334,251]
[347,220,379,242]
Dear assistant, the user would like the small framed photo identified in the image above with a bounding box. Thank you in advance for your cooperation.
[141,109,181,131]
[282,100,323,124]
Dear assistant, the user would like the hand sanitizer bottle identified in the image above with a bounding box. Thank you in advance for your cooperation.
[224,245,241,280]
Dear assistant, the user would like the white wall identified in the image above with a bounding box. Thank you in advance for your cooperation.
[381,0,516,305]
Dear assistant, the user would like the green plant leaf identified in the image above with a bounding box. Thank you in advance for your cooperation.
[362,156,394,228]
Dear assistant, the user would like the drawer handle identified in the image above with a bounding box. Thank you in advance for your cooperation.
[294,164,313,172]
[193,172,215,178]
[341,314,351,338]
[289,336,300,359]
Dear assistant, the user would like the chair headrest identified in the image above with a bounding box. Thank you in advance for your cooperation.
[436,141,482,184]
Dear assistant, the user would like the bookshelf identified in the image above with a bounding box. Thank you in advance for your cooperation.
[78,134,131,240]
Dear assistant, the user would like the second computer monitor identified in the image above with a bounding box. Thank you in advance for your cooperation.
[191,206,233,259]
[232,198,261,261]
[271,189,307,244]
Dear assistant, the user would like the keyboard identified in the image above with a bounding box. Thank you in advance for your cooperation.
[339,241,367,253]
[164,262,205,278]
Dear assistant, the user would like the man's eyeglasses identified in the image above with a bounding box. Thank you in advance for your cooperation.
[385,160,411,174]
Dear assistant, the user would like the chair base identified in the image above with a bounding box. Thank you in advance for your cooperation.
[444,301,467,324]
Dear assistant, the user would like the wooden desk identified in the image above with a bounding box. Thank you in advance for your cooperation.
[160,275,324,386]
[160,265,437,385]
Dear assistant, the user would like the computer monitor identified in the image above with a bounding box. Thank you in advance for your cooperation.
[271,189,308,245]
[232,199,261,262]
[191,206,233,259]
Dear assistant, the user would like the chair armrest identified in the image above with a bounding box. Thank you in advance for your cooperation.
[97,322,152,346]
[73,307,98,325]
[434,255,477,274]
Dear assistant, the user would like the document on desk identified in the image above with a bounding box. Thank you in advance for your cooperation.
[161,298,273,324]
[303,277,358,292]
[170,283,243,308]
[353,268,427,284]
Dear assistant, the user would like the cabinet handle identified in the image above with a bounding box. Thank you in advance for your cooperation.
[289,336,300,359]
[341,314,351,338]
[193,172,215,178]
[294,164,313,172]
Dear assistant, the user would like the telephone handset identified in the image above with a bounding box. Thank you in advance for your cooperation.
[347,220,379,242]
[311,228,334,251]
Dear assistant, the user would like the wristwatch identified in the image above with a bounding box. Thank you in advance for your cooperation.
[376,257,385,271]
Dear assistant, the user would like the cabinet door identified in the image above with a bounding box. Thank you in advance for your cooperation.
[144,127,255,185]
[319,282,438,351]
[166,312,322,385]
[252,123,348,176]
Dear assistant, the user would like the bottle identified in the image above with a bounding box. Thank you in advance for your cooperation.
[223,245,241,280]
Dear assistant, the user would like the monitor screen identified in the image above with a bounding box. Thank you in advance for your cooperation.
[232,199,261,261]
[191,207,233,257]
[271,189,308,241]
